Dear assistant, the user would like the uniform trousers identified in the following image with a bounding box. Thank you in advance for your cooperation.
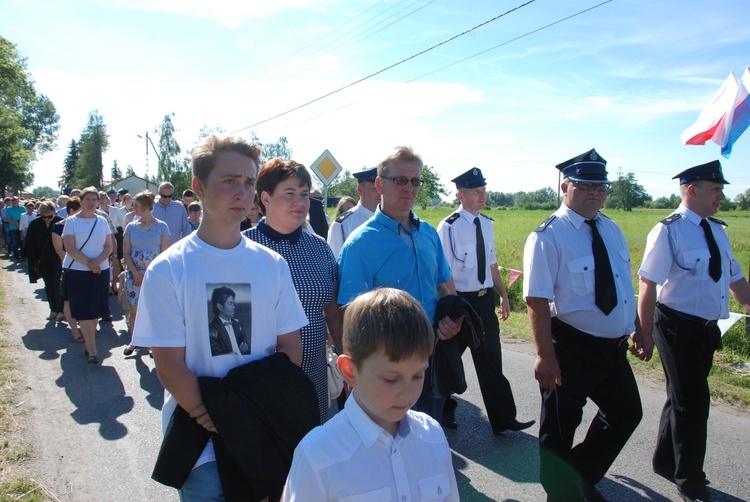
[652,305,720,494]
[456,289,517,430]
[539,318,642,500]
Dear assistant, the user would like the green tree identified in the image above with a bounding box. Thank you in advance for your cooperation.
[735,189,750,210]
[416,165,447,209]
[111,159,122,182]
[157,113,181,183]
[326,170,359,199]
[74,110,109,188]
[32,186,58,199]
[59,139,79,194]
[0,36,60,193]
[605,172,651,211]
[259,136,293,165]
[125,165,136,178]
[650,194,681,209]
[170,158,192,201]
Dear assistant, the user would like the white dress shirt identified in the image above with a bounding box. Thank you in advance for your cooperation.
[523,204,636,338]
[283,393,459,502]
[327,203,375,257]
[639,204,743,320]
[438,207,497,292]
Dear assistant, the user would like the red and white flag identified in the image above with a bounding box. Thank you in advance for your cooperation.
[507,268,523,288]
[681,71,743,147]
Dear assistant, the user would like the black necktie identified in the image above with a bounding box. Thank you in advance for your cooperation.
[474,217,486,285]
[700,219,722,282]
[585,219,617,315]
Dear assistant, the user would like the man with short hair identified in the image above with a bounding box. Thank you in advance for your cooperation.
[152,181,190,246]
[132,135,308,500]
[337,146,462,422]
[107,187,120,207]
[635,160,750,502]
[523,148,642,502]
[182,189,196,213]
[187,202,202,233]
[438,167,534,435]
[327,167,380,257]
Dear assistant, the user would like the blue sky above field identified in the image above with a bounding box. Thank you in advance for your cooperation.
[3,0,750,199]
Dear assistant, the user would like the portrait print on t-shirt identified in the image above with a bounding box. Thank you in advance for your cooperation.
[207,283,252,357]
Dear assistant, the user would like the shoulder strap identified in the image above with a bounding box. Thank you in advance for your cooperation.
[708,216,728,227]
[660,213,682,226]
[534,215,556,233]
[65,217,98,270]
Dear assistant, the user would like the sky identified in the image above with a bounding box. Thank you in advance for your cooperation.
[3,0,750,200]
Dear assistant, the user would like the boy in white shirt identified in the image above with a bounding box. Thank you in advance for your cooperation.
[132,135,306,501]
[283,288,459,501]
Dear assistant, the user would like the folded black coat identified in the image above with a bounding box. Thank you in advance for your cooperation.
[151,352,319,502]
[431,294,485,398]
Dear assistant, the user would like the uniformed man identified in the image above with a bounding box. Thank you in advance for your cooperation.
[523,149,642,502]
[635,160,750,502]
[327,167,380,257]
[437,167,535,434]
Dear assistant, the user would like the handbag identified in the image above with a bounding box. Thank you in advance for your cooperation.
[326,345,344,400]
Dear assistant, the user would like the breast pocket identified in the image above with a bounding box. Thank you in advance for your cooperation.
[567,256,595,295]
[418,473,452,501]
[455,244,475,271]
[682,248,711,280]
[340,487,392,502]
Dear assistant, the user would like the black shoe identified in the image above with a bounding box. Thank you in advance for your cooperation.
[123,345,135,356]
[582,484,607,502]
[677,486,712,502]
[87,354,98,364]
[493,418,536,434]
[101,314,113,322]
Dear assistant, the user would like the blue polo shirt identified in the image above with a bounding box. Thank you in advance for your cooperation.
[337,206,451,322]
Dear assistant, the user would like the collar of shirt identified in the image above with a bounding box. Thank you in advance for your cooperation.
[256,220,303,244]
[354,202,375,218]
[557,204,593,230]
[457,206,481,224]
[374,205,421,234]
[343,393,411,448]
[676,204,702,227]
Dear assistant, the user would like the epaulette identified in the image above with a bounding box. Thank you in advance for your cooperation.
[598,212,611,220]
[534,215,556,232]
[445,213,460,225]
[479,212,494,222]
[335,209,354,224]
[708,216,728,227]
[660,213,682,226]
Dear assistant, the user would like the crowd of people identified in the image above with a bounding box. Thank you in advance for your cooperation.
[7,134,748,502]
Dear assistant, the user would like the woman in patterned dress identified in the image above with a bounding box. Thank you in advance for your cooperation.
[122,190,170,356]
[244,159,342,423]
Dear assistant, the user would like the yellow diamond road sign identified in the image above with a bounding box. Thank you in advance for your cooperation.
[309,149,343,186]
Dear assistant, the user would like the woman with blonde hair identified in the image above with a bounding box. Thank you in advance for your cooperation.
[333,196,356,219]
[122,190,170,356]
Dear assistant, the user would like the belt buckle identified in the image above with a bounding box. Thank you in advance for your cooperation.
[704,319,717,327]
[477,289,487,297]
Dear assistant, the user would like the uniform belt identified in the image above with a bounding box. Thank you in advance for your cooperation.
[551,317,630,346]
[656,302,718,327]
[457,288,490,298]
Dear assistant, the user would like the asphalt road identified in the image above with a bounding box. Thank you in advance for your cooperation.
[3,258,749,501]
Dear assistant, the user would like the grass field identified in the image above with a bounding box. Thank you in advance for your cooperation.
[409,205,750,359]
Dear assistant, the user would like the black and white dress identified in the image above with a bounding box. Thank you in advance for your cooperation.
[244,222,338,423]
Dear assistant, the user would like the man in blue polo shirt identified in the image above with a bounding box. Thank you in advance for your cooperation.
[337,146,461,422]
[152,182,190,247]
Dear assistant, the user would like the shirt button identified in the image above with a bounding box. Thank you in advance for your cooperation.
[584,266,589,271]
[615,274,619,278]
[401,496,407,502]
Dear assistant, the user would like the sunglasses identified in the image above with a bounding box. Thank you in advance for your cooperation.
[42,215,54,220]
[159,193,173,198]
[381,175,424,187]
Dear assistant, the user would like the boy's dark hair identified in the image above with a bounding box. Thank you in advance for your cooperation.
[343,288,434,368]
[211,286,236,316]
[188,201,202,212]
[191,135,262,184]
[66,196,81,213]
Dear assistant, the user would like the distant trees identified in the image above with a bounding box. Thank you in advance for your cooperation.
[59,139,79,194]
[156,113,181,183]
[0,35,60,194]
[485,187,557,210]
[111,160,122,182]
[33,186,58,198]
[416,165,448,209]
[605,172,651,211]
[73,110,109,188]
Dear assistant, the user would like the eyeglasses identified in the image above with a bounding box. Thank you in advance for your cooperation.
[42,215,54,220]
[381,176,424,187]
[571,181,610,192]
[159,193,173,198]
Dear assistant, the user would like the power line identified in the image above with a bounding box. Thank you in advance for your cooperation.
[277,0,438,84]
[231,0,538,134]
[406,0,613,82]
[256,0,401,84]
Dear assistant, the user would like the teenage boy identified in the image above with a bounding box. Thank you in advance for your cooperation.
[283,288,459,501]
[132,135,308,501]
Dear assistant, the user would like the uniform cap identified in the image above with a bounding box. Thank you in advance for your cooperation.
[451,167,486,188]
[352,167,378,183]
[555,148,609,183]
[672,160,730,185]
